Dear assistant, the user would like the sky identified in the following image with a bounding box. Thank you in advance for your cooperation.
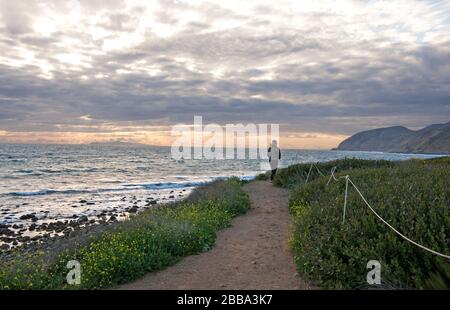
[0,0,449,149]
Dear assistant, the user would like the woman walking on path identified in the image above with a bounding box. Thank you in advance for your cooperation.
[268,140,281,181]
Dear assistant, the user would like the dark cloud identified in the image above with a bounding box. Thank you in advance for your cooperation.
[0,0,449,140]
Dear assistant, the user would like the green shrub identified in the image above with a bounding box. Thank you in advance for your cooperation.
[288,160,450,289]
[273,158,395,188]
[255,172,270,181]
[0,179,250,289]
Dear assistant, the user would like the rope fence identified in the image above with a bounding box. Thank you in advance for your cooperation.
[305,163,325,184]
[304,163,450,260]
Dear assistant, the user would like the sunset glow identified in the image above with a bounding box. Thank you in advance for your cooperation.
[0,0,449,148]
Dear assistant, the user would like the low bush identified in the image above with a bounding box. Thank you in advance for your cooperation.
[273,158,394,188]
[287,159,450,289]
[0,178,250,289]
[255,172,270,181]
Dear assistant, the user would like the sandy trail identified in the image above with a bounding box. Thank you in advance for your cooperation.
[118,180,313,290]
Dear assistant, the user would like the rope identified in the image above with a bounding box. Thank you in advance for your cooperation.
[342,175,349,224]
[305,163,325,185]
[307,163,450,259]
[305,164,313,184]
[347,178,450,260]
[327,166,337,185]
[313,163,325,176]
[327,166,347,185]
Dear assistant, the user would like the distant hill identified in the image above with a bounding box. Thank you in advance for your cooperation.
[335,122,450,154]
[89,141,147,147]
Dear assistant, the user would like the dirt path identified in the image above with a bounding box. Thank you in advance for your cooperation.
[119,181,313,290]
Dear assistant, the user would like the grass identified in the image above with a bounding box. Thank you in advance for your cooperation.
[273,158,395,188]
[255,171,270,181]
[275,157,450,289]
[0,178,250,289]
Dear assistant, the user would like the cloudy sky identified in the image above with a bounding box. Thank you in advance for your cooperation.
[0,0,449,148]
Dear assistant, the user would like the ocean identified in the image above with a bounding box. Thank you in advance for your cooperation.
[0,143,442,229]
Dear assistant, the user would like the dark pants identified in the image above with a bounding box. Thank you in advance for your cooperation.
[270,169,277,181]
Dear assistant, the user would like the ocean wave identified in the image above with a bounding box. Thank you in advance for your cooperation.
[122,180,209,190]
[13,169,43,177]
[11,190,52,196]
[123,175,255,190]
[7,175,256,197]
[9,159,26,163]
[38,167,101,174]
[144,181,209,190]
[9,188,123,197]
[16,169,34,173]
[240,175,256,181]
[1,175,20,179]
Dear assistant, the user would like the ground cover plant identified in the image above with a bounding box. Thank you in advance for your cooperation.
[0,178,250,289]
[282,158,450,289]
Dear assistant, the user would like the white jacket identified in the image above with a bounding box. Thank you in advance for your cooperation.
[268,142,281,170]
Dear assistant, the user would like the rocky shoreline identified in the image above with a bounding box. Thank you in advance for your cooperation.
[0,188,189,255]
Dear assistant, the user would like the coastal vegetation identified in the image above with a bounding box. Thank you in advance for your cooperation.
[0,178,250,289]
[275,157,450,289]
[1,156,448,290]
